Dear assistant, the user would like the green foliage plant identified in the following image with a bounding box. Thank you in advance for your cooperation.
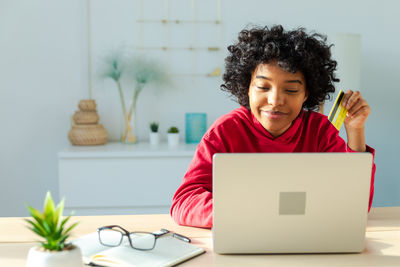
[25,192,78,251]
[150,122,159,133]
[168,126,179,133]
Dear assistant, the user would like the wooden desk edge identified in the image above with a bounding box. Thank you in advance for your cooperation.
[368,206,400,220]
[0,207,398,244]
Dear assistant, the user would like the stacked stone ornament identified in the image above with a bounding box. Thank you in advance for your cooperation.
[68,99,108,145]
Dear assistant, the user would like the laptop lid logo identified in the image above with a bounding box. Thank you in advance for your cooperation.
[279,192,306,215]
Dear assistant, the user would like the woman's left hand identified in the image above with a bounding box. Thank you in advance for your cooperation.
[342,90,370,130]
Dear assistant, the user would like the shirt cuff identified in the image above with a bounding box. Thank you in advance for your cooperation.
[346,144,375,157]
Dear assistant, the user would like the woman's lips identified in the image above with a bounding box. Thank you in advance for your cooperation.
[261,110,286,119]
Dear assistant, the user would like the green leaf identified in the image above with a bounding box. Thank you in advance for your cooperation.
[26,205,44,223]
[64,222,79,236]
[30,227,45,238]
[42,220,51,234]
[54,198,65,227]
[25,219,46,237]
[26,207,50,236]
[59,215,72,229]
[54,227,63,240]
[43,191,55,221]
[59,234,69,245]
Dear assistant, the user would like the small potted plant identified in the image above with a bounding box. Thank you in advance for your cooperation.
[167,126,180,147]
[149,122,160,146]
[25,192,82,267]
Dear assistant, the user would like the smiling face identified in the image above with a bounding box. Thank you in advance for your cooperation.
[248,62,308,138]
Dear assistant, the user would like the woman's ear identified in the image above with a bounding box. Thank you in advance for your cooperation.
[248,67,258,96]
[303,90,309,103]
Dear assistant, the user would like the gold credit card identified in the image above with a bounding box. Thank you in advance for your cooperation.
[328,90,348,131]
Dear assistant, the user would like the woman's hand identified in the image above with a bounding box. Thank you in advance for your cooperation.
[341,90,370,152]
[342,90,370,130]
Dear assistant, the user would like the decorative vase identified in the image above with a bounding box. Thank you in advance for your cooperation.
[167,133,179,147]
[185,113,207,144]
[68,125,108,145]
[121,106,137,144]
[78,99,97,111]
[68,99,108,146]
[73,110,99,124]
[149,132,160,146]
[26,245,83,267]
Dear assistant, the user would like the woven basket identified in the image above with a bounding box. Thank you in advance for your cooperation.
[68,124,108,146]
[73,111,99,124]
[78,99,97,111]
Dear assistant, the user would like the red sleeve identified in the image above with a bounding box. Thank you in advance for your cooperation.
[318,121,376,212]
[346,145,376,213]
[170,137,219,228]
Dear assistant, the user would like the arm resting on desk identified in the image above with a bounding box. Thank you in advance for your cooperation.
[171,138,215,229]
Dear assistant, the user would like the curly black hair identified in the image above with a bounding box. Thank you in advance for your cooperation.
[220,25,339,111]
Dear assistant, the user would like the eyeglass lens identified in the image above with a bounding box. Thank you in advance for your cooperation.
[129,232,156,250]
[99,228,123,246]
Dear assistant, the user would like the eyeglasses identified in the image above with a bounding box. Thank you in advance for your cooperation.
[97,225,190,251]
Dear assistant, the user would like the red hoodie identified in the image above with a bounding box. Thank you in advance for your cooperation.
[171,106,376,228]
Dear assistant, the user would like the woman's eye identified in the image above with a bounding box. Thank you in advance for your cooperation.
[286,89,299,93]
[257,86,270,90]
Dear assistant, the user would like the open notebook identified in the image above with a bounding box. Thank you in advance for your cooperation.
[72,232,205,267]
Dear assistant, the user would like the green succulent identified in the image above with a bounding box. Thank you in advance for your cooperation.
[25,192,78,251]
[150,122,159,133]
[168,126,179,133]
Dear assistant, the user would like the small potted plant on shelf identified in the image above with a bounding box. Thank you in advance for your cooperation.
[167,126,180,147]
[149,121,160,146]
[25,192,82,267]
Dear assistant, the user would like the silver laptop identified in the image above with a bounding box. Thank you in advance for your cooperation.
[212,153,372,254]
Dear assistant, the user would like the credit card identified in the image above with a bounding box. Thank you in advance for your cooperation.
[328,90,348,131]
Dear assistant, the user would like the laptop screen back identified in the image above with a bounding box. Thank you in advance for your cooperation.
[212,153,372,254]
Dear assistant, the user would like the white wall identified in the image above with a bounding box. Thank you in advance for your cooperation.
[0,0,86,216]
[1,0,399,216]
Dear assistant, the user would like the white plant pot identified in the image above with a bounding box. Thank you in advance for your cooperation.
[167,133,180,147]
[26,245,83,267]
[149,132,160,145]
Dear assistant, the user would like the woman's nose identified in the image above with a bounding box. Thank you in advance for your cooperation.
[267,89,284,106]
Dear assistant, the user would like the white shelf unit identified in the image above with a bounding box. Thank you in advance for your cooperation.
[58,142,196,215]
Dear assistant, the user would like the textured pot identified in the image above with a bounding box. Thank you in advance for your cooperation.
[68,124,108,146]
[78,99,96,111]
[73,110,99,124]
[26,245,83,267]
[167,133,179,147]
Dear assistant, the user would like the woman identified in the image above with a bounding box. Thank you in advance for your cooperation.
[171,25,375,229]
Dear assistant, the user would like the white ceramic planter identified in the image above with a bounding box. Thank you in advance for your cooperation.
[167,133,180,147]
[149,132,160,145]
[26,245,83,267]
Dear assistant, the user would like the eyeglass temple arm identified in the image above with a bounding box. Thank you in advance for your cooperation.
[158,228,191,242]
[153,228,170,236]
